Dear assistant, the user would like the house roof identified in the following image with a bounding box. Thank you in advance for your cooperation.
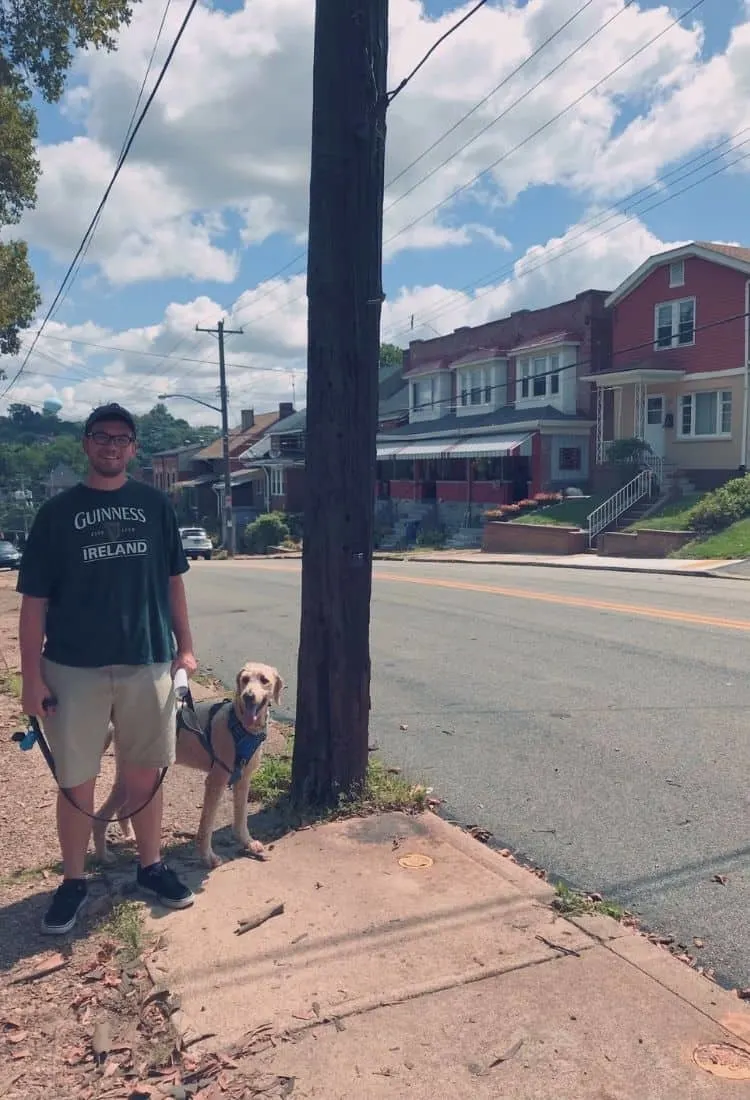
[194,410,280,460]
[377,404,587,442]
[449,348,507,368]
[152,441,207,458]
[511,331,580,355]
[606,241,750,307]
[267,409,306,436]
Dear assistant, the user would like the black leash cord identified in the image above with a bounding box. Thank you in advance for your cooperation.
[14,715,168,825]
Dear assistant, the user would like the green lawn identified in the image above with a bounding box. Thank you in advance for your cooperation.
[515,494,607,527]
[671,518,750,560]
[628,492,702,531]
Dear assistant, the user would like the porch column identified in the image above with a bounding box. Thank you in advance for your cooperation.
[595,385,605,463]
[633,378,645,440]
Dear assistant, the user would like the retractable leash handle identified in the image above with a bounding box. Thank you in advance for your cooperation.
[173,667,189,701]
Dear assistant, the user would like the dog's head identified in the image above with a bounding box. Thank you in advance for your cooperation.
[234,662,284,728]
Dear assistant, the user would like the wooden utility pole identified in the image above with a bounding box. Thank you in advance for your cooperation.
[290,0,388,806]
[195,319,242,556]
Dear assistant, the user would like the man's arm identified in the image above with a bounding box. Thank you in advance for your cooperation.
[19,595,53,717]
[169,574,197,677]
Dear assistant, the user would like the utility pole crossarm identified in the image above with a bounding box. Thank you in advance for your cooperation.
[194,319,244,557]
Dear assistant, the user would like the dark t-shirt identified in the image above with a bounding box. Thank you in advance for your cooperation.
[17,479,190,668]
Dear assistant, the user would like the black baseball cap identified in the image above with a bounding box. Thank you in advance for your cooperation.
[84,403,137,438]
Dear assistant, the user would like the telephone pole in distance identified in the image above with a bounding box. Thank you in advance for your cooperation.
[195,318,243,556]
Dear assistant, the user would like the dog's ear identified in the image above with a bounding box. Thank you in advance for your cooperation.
[273,672,284,705]
[235,669,244,697]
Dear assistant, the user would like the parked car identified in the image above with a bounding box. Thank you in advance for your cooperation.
[0,540,21,570]
[179,527,213,561]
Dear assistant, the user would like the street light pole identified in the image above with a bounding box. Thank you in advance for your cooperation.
[195,319,242,556]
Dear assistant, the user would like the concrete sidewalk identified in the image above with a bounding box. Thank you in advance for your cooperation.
[145,812,750,1098]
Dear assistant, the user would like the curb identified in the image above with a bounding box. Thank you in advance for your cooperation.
[427,812,750,1050]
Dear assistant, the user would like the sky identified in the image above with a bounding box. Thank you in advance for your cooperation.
[3,0,750,427]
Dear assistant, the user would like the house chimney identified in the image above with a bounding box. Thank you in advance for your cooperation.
[278,402,294,420]
[241,408,255,430]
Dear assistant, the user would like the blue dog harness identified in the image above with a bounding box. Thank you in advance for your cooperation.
[177,697,267,788]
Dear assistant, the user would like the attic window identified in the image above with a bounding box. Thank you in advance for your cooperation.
[669,260,685,288]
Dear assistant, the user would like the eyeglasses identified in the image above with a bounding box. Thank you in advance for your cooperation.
[87,431,135,447]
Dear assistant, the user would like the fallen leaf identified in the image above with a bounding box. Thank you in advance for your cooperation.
[738,989,750,1001]
[694,938,705,949]
[6,1030,28,1044]
[712,874,728,885]
[399,723,408,731]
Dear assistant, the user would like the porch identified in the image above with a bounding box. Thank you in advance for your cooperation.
[375,434,536,513]
[584,365,743,484]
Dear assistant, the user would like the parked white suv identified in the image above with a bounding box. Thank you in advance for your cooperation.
[180,526,213,561]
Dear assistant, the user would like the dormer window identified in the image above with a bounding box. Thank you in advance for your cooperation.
[517,354,560,401]
[669,260,685,288]
[459,367,492,407]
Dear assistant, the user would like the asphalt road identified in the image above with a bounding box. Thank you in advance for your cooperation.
[185,558,750,991]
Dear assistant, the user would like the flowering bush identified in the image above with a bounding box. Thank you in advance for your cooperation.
[534,492,562,505]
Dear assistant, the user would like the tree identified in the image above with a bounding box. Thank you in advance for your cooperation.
[379,342,403,370]
[0,1,141,355]
[134,403,217,462]
[290,0,388,808]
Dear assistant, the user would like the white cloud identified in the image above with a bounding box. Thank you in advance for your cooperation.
[17,0,744,285]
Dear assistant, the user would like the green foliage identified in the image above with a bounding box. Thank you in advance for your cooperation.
[0,1,140,355]
[243,512,290,554]
[607,437,652,465]
[0,80,39,225]
[379,342,403,370]
[0,240,41,355]
[0,1,141,104]
[415,525,446,548]
[686,475,750,533]
[133,403,216,463]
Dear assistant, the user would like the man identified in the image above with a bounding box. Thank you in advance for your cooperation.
[18,403,197,934]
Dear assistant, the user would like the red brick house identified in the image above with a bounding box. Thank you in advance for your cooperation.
[585,241,750,488]
[375,290,612,524]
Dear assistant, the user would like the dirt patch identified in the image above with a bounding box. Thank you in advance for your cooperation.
[0,573,291,1097]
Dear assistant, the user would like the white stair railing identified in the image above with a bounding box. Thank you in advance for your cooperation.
[587,470,652,548]
[640,452,664,486]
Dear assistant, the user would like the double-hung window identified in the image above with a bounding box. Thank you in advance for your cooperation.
[655,298,695,349]
[517,354,561,401]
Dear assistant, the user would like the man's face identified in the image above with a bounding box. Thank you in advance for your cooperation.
[83,419,136,479]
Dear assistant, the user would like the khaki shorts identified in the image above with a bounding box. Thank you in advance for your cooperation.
[40,659,176,789]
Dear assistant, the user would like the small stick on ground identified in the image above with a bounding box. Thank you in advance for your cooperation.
[235,902,284,935]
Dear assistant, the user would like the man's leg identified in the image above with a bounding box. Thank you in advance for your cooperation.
[112,665,193,909]
[40,660,112,934]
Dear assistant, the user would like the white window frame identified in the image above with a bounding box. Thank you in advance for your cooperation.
[269,466,284,496]
[516,353,561,402]
[458,366,492,408]
[411,376,435,414]
[669,260,685,288]
[654,297,695,350]
[678,390,732,439]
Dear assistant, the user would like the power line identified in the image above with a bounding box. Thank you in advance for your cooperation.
[48,0,175,327]
[385,0,633,214]
[383,136,750,344]
[386,0,598,191]
[387,0,490,105]
[1,0,200,401]
[228,0,706,336]
[384,0,707,246]
[28,331,295,373]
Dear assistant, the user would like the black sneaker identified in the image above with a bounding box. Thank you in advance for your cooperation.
[41,878,88,935]
[136,862,194,910]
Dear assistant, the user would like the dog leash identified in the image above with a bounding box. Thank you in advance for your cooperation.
[12,683,174,826]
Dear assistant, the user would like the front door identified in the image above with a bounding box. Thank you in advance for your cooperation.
[644,394,666,457]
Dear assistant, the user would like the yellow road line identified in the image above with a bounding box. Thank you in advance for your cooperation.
[226,561,750,632]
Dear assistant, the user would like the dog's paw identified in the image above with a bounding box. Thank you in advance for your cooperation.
[241,839,268,862]
[200,849,223,869]
[119,820,134,840]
